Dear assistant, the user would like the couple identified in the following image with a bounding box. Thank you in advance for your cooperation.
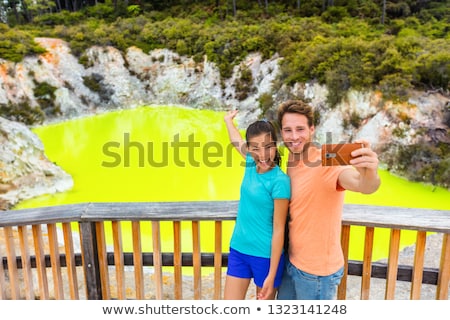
[223,99,381,300]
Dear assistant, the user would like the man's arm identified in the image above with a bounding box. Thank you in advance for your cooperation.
[338,139,381,194]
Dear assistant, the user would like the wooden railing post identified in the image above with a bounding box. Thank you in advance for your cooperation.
[192,221,202,299]
[338,224,350,300]
[410,231,427,299]
[436,233,450,300]
[214,221,223,300]
[361,227,374,300]
[385,229,401,299]
[79,221,102,299]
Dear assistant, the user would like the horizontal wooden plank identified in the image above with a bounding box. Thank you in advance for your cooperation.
[0,203,86,227]
[342,204,450,233]
[1,253,83,269]
[347,260,439,285]
[3,253,440,286]
[1,202,449,232]
[1,252,229,270]
[82,201,239,221]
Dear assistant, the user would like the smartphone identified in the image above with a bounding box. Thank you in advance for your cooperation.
[321,143,363,166]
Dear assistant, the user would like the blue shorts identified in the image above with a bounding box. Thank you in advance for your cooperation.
[226,247,285,288]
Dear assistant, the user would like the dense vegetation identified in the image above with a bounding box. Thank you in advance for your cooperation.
[0,0,449,187]
[1,0,449,103]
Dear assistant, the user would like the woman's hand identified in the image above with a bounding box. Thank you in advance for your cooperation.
[257,277,275,300]
[224,109,239,123]
[224,109,246,158]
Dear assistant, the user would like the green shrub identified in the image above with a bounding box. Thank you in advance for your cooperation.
[234,66,255,101]
[386,142,450,188]
[321,6,350,24]
[325,69,350,108]
[415,42,450,89]
[378,73,413,102]
[0,101,45,125]
[85,3,115,20]
[0,28,46,62]
[258,92,274,118]
[83,73,114,102]
[34,10,85,26]
[83,74,103,93]
[34,81,57,98]
[33,81,60,116]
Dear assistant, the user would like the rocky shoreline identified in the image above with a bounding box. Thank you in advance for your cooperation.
[0,116,73,210]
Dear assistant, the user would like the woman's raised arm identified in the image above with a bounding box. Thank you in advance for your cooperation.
[224,110,247,158]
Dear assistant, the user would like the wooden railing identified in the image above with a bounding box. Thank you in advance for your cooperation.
[0,201,449,300]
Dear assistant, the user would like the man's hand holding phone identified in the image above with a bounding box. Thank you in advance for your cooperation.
[321,143,364,166]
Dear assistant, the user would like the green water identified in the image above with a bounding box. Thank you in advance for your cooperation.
[15,105,450,262]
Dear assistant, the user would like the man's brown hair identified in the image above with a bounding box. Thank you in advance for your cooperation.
[277,100,315,128]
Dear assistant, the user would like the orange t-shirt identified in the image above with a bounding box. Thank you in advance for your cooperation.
[286,147,346,276]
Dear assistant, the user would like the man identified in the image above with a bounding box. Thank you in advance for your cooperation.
[276,100,381,300]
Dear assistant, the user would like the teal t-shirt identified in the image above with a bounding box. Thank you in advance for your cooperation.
[230,154,291,258]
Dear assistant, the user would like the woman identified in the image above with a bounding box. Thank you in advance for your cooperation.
[223,109,290,300]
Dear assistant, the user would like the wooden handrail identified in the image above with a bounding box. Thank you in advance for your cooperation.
[0,202,449,300]
[1,202,449,232]
[341,204,450,233]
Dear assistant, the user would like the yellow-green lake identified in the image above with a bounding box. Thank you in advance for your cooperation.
[15,105,450,263]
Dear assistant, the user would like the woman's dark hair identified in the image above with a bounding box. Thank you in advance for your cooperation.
[245,120,281,166]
